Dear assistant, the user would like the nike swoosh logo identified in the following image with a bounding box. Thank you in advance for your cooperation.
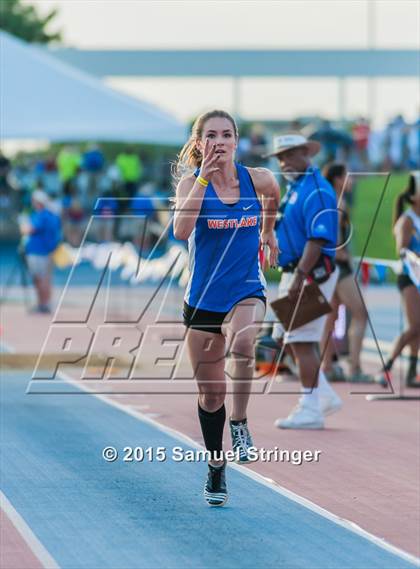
[243,204,254,211]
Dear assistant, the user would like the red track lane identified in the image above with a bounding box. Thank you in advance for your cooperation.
[0,508,44,569]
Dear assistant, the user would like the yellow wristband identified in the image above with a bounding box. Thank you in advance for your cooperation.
[197,176,209,188]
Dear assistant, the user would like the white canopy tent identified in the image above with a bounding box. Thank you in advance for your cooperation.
[0,32,186,145]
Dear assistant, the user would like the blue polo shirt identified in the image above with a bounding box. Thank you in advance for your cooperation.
[276,166,337,267]
[26,209,61,256]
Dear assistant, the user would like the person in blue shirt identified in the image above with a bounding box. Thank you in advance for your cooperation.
[82,145,106,211]
[174,110,279,506]
[82,145,105,173]
[20,190,61,313]
[266,134,342,430]
[115,187,159,249]
[128,191,159,250]
[93,193,119,242]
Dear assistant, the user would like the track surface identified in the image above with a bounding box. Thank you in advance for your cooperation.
[1,372,418,569]
[1,280,419,568]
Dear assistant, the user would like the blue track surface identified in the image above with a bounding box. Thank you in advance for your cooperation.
[1,372,416,569]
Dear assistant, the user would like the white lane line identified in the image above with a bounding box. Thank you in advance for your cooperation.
[1,491,60,569]
[56,370,420,568]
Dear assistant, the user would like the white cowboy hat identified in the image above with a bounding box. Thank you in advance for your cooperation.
[263,133,321,158]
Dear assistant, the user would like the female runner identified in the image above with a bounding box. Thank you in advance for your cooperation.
[377,171,420,387]
[173,110,279,506]
[320,163,372,383]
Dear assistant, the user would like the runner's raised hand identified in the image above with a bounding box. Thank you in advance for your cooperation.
[200,139,221,182]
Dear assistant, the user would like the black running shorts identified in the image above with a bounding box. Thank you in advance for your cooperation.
[397,273,415,292]
[183,296,266,335]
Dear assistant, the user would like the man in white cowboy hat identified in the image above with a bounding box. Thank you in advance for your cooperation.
[20,189,61,313]
[268,134,342,429]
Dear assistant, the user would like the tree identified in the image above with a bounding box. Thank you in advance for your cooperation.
[0,0,61,44]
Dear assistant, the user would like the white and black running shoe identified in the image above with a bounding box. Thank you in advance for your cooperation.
[204,462,228,507]
[230,419,254,463]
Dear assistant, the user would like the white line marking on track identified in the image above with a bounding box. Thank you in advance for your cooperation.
[56,371,420,568]
[1,491,60,569]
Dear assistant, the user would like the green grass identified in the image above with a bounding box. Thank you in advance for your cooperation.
[351,173,408,261]
[265,172,410,282]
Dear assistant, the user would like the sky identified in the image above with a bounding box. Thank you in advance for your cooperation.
[18,1,420,125]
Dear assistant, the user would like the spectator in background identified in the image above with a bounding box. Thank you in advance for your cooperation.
[0,151,12,197]
[367,127,387,171]
[33,156,46,183]
[102,163,121,194]
[318,120,339,162]
[407,118,420,169]
[236,124,268,167]
[82,144,105,209]
[0,152,14,236]
[387,115,407,171]
[82,144,105,174]
[47,191,63,216]
[247,123,268,167]
[62,184,86,247]
[116,147,143,199]
[352,117,370,169]
[42,154,60,196]
[57,146,81,191]
[119,182,158,250]
[0,151,12,193]
[321,163,372,383]
[0,151,11,185]
[19,190,61,314]
[93,192,118,242]
[57,146,81,213]
[32,178,62,217]
[306,120,353,165]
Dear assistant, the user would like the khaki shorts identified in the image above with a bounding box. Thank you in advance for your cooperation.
[26,254,52,277]
[272,268,338,344]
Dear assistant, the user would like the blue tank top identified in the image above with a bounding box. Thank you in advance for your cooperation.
[185,163,266,311]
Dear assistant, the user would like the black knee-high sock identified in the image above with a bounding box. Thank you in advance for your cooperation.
[198,402,226,455]
[384,358,394,371]
[407,355,418,377]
